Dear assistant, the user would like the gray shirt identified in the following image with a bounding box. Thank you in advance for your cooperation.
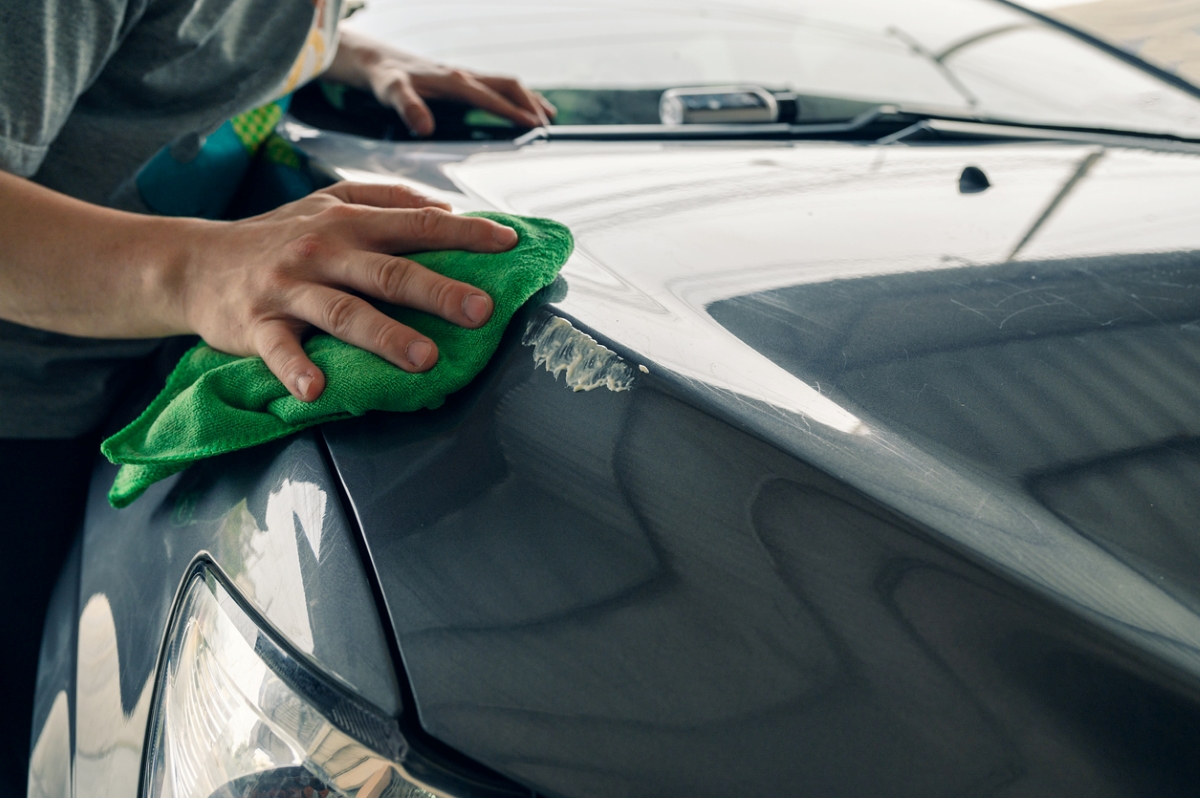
[0,0,341,438]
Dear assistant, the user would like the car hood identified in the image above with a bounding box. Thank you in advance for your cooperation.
[311,133,1200,429]
[307,130,1200,796]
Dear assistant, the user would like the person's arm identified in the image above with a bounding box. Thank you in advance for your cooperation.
[322,28,557,137]
[0,169,516,401]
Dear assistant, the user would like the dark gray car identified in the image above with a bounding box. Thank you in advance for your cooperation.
[29,2,1200,796]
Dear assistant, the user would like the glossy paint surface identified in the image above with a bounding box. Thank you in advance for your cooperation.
[50,433,399,796]
[309,129,1200,795]
[29,541,79,798]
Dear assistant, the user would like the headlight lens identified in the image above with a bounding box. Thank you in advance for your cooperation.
[145,568,443,798]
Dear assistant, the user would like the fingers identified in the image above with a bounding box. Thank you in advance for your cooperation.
[478,75,555,124]
[448,72,544,128]
[536,91,557,119]
[339,251,494,328]
[251,248,495,399]
[343,205,517,254]
[256,320,326,401]
[323,181,450,210]
[383,73,437,137]
[230,200,517,393]
[294,286,439,373]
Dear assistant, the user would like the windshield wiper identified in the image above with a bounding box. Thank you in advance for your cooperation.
[514,104,1200,154]
[876,114,1200,154]
[513,105,921,145]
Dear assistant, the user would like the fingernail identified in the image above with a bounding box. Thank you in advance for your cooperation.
[407,340,432,369]
[493,225,517,246]
[462,293,492,325]
[296,373,313,400]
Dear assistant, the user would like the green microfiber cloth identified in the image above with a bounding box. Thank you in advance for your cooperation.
[101,212,572,508]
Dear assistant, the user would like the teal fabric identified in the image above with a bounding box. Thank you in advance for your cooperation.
[136,121,252,218]
[137,96,293,219]
[101,212,572,507]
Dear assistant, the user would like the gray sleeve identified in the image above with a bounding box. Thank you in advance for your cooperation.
[0,0,130,177]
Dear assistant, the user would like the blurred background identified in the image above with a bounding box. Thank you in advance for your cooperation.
[1032,0,1200,83]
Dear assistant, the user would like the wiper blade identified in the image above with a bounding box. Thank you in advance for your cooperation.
[514,104,1200,153]
[878,115,1200,153]
[513,105,913,144]
[514,122,794,143]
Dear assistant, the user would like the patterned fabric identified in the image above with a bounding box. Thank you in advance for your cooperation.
[230,103,286,154]
[278,0,341,96]
[263,133,304,169]
[136,96,293,218]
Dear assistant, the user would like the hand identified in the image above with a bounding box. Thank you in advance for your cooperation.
[325,29,556,137]
[173,182,517,402]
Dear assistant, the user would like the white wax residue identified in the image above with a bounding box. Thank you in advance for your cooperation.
[523,315,636,392]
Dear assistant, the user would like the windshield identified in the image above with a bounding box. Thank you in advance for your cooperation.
[345,0,1200,137]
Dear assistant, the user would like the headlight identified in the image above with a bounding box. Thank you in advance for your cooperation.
[145,567,445,798]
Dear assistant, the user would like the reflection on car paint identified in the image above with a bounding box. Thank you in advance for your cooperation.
[1005,148,1103,260]
[453,145,892,424]
[54,434,402,793]
[309,126,1200,794]
[28,691,69,798]
[428,140,1200,672]
[219,478,330,653]
[74,594,153,796]
[328,341,1200,795]
[295,137,1200,677]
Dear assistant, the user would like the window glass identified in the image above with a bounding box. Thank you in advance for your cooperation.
[347,0,1200,135]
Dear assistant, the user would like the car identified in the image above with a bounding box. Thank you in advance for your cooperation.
[28,1,1200,796]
